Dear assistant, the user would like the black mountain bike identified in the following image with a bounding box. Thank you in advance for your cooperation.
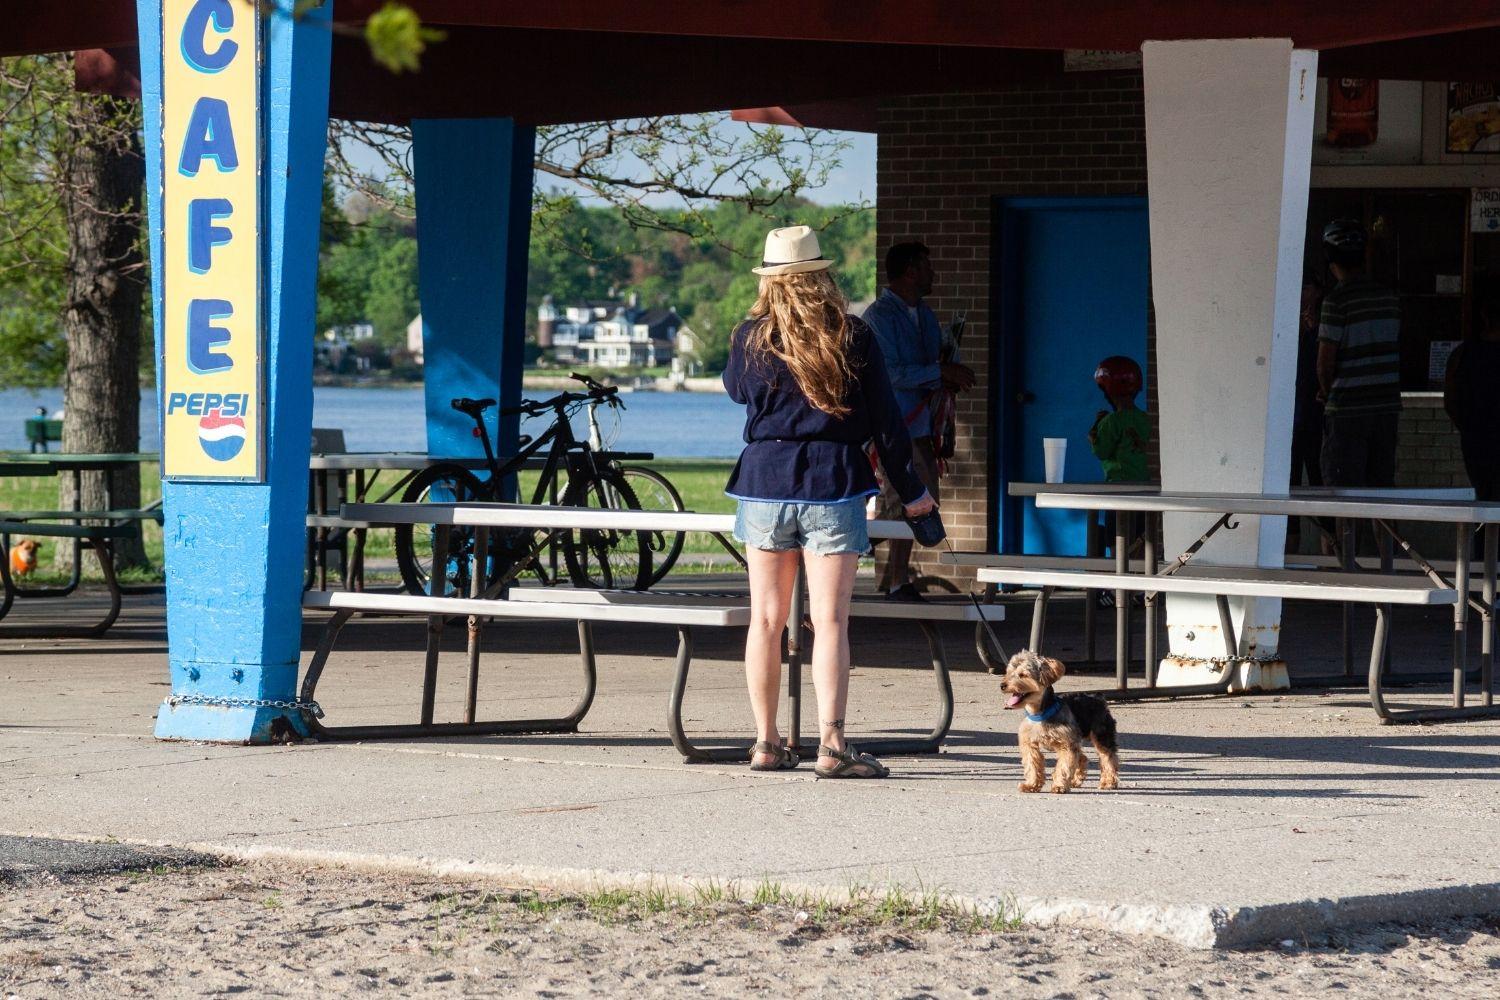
[393,374,650,596]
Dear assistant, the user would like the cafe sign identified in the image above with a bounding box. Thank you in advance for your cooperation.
[159,0,263,481]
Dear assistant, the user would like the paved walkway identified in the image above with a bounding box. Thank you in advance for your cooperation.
[2,587,1498,947]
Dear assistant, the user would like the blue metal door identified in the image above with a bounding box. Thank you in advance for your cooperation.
[993,197,1148,554]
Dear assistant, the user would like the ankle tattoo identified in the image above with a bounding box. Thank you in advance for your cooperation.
[823,718,845,732]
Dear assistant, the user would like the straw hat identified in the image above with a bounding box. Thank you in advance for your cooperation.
[752,225,833,276]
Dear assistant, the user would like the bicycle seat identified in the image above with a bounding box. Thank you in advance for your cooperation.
[451,397,496,417]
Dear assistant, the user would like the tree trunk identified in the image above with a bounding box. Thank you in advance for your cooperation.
[55,92,147,570]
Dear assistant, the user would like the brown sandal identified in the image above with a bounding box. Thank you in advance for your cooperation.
[813,744,889,779]
[749,741,800,771]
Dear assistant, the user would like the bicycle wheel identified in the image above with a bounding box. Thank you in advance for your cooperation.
[617,466,687,586]
[394,463,488,596]
[560,470,652,590]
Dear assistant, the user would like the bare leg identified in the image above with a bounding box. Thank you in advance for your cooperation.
[745,546,799,767]
[803,549,861,767]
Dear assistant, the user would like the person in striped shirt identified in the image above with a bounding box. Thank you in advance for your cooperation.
[1316,219,1402,487]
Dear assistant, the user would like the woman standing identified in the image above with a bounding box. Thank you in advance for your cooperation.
[723,226,934,778]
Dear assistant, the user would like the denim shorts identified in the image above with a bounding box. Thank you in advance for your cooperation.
[733,498,870,556]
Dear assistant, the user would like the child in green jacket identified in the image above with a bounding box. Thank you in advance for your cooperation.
[1088,356,1149,482]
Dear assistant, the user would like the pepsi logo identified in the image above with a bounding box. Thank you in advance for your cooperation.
[198,410,246,462]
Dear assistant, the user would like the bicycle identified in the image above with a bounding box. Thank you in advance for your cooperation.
[392,374,650,596]
[584,399,687,586]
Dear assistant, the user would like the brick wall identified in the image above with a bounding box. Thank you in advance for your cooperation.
[875,72,1148,583]
[1396,394,1469,488]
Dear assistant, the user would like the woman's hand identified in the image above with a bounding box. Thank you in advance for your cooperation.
[904,493,937,518]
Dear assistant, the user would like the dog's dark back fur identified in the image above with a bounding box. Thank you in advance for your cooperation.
[1060,693,1118,754]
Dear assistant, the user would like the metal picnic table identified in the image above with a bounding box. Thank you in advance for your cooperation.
[1013,489,1500,722]
[0,452,161,598]
[324,502,991,756]
[305,450,653,590]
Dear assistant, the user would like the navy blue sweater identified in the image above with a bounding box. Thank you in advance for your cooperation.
[722,316,927,505]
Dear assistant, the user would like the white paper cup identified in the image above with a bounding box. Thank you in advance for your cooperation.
[1043,438,1067,484]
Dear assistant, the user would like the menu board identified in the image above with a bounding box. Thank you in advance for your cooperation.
[1447,82,1500,153]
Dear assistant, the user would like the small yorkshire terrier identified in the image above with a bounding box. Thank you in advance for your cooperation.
[1000,650,1120,793]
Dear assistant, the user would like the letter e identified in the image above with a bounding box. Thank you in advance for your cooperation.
[187,299,234,374]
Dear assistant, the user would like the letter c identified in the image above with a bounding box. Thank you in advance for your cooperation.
[181,0,239,74]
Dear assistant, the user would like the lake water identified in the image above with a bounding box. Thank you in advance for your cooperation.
[0,385,747,459]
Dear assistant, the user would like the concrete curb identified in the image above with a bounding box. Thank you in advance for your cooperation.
[9,829,1500,949]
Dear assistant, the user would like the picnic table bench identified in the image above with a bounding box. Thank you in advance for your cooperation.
[300,503,1003,761]
[958,489,1498,724]
[0,456,162,636]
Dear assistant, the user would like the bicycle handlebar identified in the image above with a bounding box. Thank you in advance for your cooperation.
[499,381,622,419]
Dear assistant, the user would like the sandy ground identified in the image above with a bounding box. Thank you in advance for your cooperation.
[2,861,1499,999]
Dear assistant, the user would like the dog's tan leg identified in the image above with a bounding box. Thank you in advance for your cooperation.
[1018,740,1045,793]
[1093,737,1120,790]
[1071,749,1088,788]
[1050,743,1080,793]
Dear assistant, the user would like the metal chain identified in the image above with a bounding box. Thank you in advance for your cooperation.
[166,692,325,719]
[1168,652,1283,669]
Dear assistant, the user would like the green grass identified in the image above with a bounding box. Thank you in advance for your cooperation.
[0,459,164,584]
[420,880,1025,941]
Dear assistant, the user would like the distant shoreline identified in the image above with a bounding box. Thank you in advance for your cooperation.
[312,373,727,394]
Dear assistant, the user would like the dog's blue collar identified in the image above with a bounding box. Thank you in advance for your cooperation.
[1025,692,1063,724]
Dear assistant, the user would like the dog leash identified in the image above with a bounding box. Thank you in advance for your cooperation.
[938,533,1011,666]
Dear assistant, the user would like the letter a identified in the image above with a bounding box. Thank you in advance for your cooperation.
[178,98,238,177]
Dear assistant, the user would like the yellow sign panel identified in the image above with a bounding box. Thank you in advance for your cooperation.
[160,0,262,481]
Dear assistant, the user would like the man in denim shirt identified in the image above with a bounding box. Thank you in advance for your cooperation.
[863,242,976,600]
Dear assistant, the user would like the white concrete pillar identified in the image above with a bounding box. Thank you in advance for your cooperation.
[1142,39,1317,689]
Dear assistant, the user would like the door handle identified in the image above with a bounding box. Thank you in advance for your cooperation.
[1016,390,1037,404]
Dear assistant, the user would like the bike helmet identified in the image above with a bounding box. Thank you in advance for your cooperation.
[1321,218,1366,252]
[1094,356,1143,397]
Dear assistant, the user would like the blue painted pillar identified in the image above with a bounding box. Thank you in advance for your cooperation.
[413,119,536,468]
[140,1,332,741]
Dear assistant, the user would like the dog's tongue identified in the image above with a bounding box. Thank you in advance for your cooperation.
[1005,693,1022,709]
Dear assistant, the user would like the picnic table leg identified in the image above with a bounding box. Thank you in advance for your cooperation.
[464,526,488,724]
[786,562,808,754]
[1484,525,1497,707]
[1144,518,1158,688]
[1029,586,1053,652]
[1103,594,1238,702]
[1340,518,1356,678]
[1085,514,1099,662]
[857,621,953,757]
[669,625,746,763]
[1454,523,1471,709]
[419,527,449,727]
[1115,511,1128,689]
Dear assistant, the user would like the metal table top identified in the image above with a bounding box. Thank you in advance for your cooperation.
[0,452,158,470]
[341,501,916,540]
[309,451,653,471]
[1033,489,1500,523]
[1008,482,1475,500]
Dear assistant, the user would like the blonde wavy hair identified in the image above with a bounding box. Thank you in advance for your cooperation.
[745,268,854,417]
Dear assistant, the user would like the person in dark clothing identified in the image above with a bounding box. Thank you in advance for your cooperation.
[723,225,933,779]
[1316,219,1402,487]
[1291,280,1325,489]
[1444,282,1500,501]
